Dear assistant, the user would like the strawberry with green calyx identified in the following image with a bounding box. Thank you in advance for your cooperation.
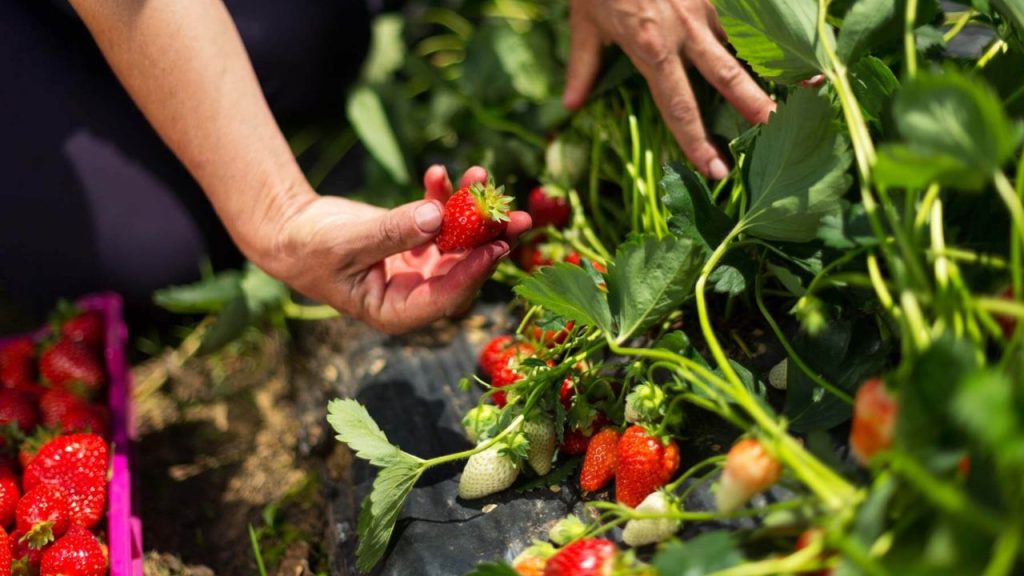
[462,404,502,444]
[16,485,69,549]
[0,390,38,439]
[523,418,557,476]
[579,428,619,493]
[543,538,618,576]
[40,526,107,576]
[716,438,783,513]
[9,528,46,576]
[849,378,898,466]
[457,437,524,500]
[490,343,538,407]
[624,383,666,425]
[616,425,680,508]
[512,542,556,576]
[0,465,19,529]
[436,181,513,253]
[39,340,105,398]
[23,434,108,530]
[528,186,571,230]
[622,491,680,547]
[548,515,589,546]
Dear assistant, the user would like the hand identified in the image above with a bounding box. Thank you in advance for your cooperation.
[259,166,531,334]
[564,0,776,179]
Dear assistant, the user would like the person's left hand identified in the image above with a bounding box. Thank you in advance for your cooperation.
[257,165,531,334]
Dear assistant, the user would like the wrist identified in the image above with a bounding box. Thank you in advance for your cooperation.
[229,174,318,272]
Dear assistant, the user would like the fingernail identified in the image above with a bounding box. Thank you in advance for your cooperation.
[708,158,729,180]
[415,202,443,233]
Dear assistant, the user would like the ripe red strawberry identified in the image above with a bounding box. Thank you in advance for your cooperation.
[0,339,36,393]
[9,528,46,575]
[479,335,514,378]
[39,340,105,397]
[579,428,619,493]
[559,428,590,456]
[0,390,38,438]
[490,343,536,407]
[849,378,898,466]
[716,438,783,513]
[531,321,574,347]
[616,425,680,508]
[517,239,556,272]
[436,182,512,253]
[59,312,103,352]
[62,477,106,530]
[57,405,108,440]
[38,390,86,428]
[0,527,11,576]
[40,526,107,576]
[0,466,20,529]
[564,252,607,274]
[16,485,69,549]
[23,434,108,494]
[543,538,617,576]
[559,378,576,411]
[528,186,570,230]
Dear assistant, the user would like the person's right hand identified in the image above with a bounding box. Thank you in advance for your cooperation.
[563,0,776,180]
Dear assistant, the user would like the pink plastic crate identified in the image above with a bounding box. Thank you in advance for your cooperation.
[1,292,143,575]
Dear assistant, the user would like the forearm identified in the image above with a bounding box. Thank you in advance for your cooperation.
[68,0,314,261]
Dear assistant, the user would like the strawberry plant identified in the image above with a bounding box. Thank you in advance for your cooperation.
[326,0,1024,574]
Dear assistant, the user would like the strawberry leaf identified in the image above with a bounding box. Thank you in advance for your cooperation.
[740,89,852,242]
[607,235,705,343]
[653,532,746,575]
[514,264,614,333]
[153,270,243,313]
[465,562,520,576]
[347,85,410,185]
[327,398,419,467]
[714,0,833,83]
[355,459,423,573]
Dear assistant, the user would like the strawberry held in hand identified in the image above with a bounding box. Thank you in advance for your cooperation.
[436,181,513,253]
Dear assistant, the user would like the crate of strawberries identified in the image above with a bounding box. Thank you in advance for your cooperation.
[0,293,141,575]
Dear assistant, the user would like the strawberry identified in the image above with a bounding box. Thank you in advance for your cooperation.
[616,425,680,508]
[564,252,606,274]
[56,405,108,440]
[490,343,536,407]
[559,378,576,412]
[479,335,514,378]
[716,438,782,513]
[0,466,19,529]
[517,239,556,273]
[40,526,107,576]
[9,528,46,575]
[0,339,36,393]
[524,418,557,476]
[457,444,520,500]
[548,516,589,546]
[559,429,590,456]
[849,378,898,466]
[624,383,665,425]
[768,359,788,390]
[16,486,69,549]
[58,312,103,352]
[0,527,10,576]
[543,538,617,576]
[38,390,86,428]
[528,186,570,230]
[0,390,38,438]
[579,428,619,493]
[462,405,501,444]
[23,434,108,493]
[513,543,555,576]
[531,321,574,347]
[62,477,106,530]
[622,491,679,547]
[39,340,105,398]
[436,182,512,253]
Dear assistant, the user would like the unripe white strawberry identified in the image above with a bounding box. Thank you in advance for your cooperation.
[622,491,679,547]
[524,418,557,475]
[624,383,665,424]
[548,515,589,546]
[768,359,788,390]
[716,438,783,513]
[458,444,520,500]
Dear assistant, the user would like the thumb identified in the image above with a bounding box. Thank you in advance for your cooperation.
[564,12,602,110]
[350,199,444,266]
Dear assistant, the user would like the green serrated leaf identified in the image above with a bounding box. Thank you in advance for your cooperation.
[741,89,852,242]
[465,562,521,576]
[607,235,705,343]
[850,56,900,129]
[326,399,418,467]
[197,292,250,355]
[653,532,745,576]
[714,0,833,83]
[818,202,879,248]
[347,85,410,185]
[355,460,423,573]
[153,270,243,313]
[514,264,613,333]
[837,0,937,62]
[874,70,1024,191]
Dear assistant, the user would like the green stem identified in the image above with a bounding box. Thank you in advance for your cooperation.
[422,415,525,468]
[904,0,919,78]
[981,522,1022,576]
[943,9,975,43]
[666,455,726,491]
[976,40,1007,69]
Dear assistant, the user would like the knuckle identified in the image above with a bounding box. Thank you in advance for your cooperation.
[631,25,673,68]
[713,62,746,90]
[377,213,405,246]
[665,94,698,125]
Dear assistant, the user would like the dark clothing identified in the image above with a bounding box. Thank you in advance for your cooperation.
[0,0,369,318]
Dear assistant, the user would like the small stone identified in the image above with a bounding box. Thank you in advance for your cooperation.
[482,503,498,513]
[549,485,561,493]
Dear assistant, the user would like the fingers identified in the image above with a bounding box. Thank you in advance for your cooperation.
[381,241,510,333]
[634,51,729,180]
[564,2,602,110]
[458,166,488,189]
[504,211,533,247]
[349,199,444,266]
[424,164,453,204]
[686,29,775,125]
